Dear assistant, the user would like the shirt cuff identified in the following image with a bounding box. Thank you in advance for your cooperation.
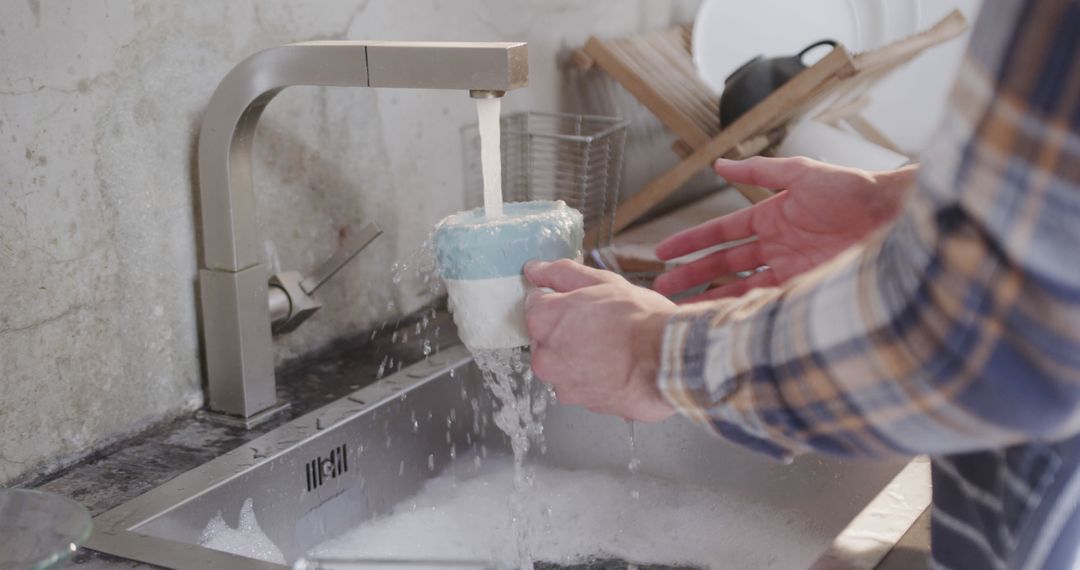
[656,301,798,463]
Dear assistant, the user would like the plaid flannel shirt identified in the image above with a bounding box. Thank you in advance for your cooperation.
[657,1,1080,568]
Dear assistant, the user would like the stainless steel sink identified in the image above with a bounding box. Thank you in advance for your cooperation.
[86,345,928,569]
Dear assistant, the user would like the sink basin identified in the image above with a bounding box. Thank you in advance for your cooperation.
[86,344,928,569]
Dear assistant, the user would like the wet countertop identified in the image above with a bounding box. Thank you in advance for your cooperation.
[32,306,930,569]
[36,306,458,569]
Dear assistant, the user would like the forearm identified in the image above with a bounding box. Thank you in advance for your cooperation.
[658,178,1080,461]
[657,2,1080,459]
[657,219,930,460]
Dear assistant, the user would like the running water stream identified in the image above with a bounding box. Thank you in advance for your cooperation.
[468,98,543,569]
[627,421,641,501]
[476,96,503,220]
[473,348,550,570]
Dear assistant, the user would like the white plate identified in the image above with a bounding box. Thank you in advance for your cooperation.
[692,0,924,94]
[861,0,982,151]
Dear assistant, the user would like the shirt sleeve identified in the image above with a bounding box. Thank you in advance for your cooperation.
[657,0,1080,461]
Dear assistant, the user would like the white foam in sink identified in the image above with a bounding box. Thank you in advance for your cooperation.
[310,455,819,569]
[199,497,286,565]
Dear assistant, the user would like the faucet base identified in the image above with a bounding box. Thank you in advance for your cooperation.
[200,265,278,419]
[196,401,291,429]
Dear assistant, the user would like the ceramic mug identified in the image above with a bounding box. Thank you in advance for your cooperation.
[433,200,584,350]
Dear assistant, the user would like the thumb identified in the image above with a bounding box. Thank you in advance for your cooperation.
[714,156,813,190]
[524,259,617,292]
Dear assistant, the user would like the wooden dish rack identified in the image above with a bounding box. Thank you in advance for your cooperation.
[571,10,970,247]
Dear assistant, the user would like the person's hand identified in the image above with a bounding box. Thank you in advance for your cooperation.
[654,157,917,302]
[524,259,677,422]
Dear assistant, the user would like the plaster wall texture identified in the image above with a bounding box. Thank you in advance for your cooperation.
[0,0,700,484]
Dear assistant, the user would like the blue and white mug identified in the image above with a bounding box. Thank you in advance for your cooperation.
[433,201,584,350]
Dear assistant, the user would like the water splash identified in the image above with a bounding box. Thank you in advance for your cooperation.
[627,421,641,501]
[471,347,551,570]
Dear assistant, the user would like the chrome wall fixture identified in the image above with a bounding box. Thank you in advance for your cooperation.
[197,41,529,423]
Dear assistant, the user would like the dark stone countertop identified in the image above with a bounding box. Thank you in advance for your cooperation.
[34,306,459,569]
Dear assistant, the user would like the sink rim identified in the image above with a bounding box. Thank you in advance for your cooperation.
[86,345,475,569]
[84,343,929,569]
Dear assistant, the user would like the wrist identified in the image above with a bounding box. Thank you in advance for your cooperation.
[632,308,677,422]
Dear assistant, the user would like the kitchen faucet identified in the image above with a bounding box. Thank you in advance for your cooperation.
[197,41,528,425]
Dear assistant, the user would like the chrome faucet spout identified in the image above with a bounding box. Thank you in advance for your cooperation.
[197,41,528,421]
[469,89,506,99]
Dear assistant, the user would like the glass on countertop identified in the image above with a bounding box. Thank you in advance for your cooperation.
[0,488,93,570]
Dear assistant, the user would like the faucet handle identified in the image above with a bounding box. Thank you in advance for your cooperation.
[300,221,382,295]
[268,221,383,335]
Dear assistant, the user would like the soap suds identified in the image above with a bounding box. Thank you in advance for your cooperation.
[199,498,286,564]
[311,455,818,569]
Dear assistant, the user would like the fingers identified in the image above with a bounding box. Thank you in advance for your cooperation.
[678,268,778,303]
[655,207,758,260]
[528,345,560,384]
[523,259,619,292]
[655,156,818,261]
[524,288,565,346]
[713,156,817,190]
[653,241,763,295]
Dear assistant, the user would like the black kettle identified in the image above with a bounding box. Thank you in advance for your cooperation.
[719,39,837,128]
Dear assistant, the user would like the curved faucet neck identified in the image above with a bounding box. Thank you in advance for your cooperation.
[196,40,527,420]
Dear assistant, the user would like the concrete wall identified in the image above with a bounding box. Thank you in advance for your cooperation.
[0,0,701,484]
